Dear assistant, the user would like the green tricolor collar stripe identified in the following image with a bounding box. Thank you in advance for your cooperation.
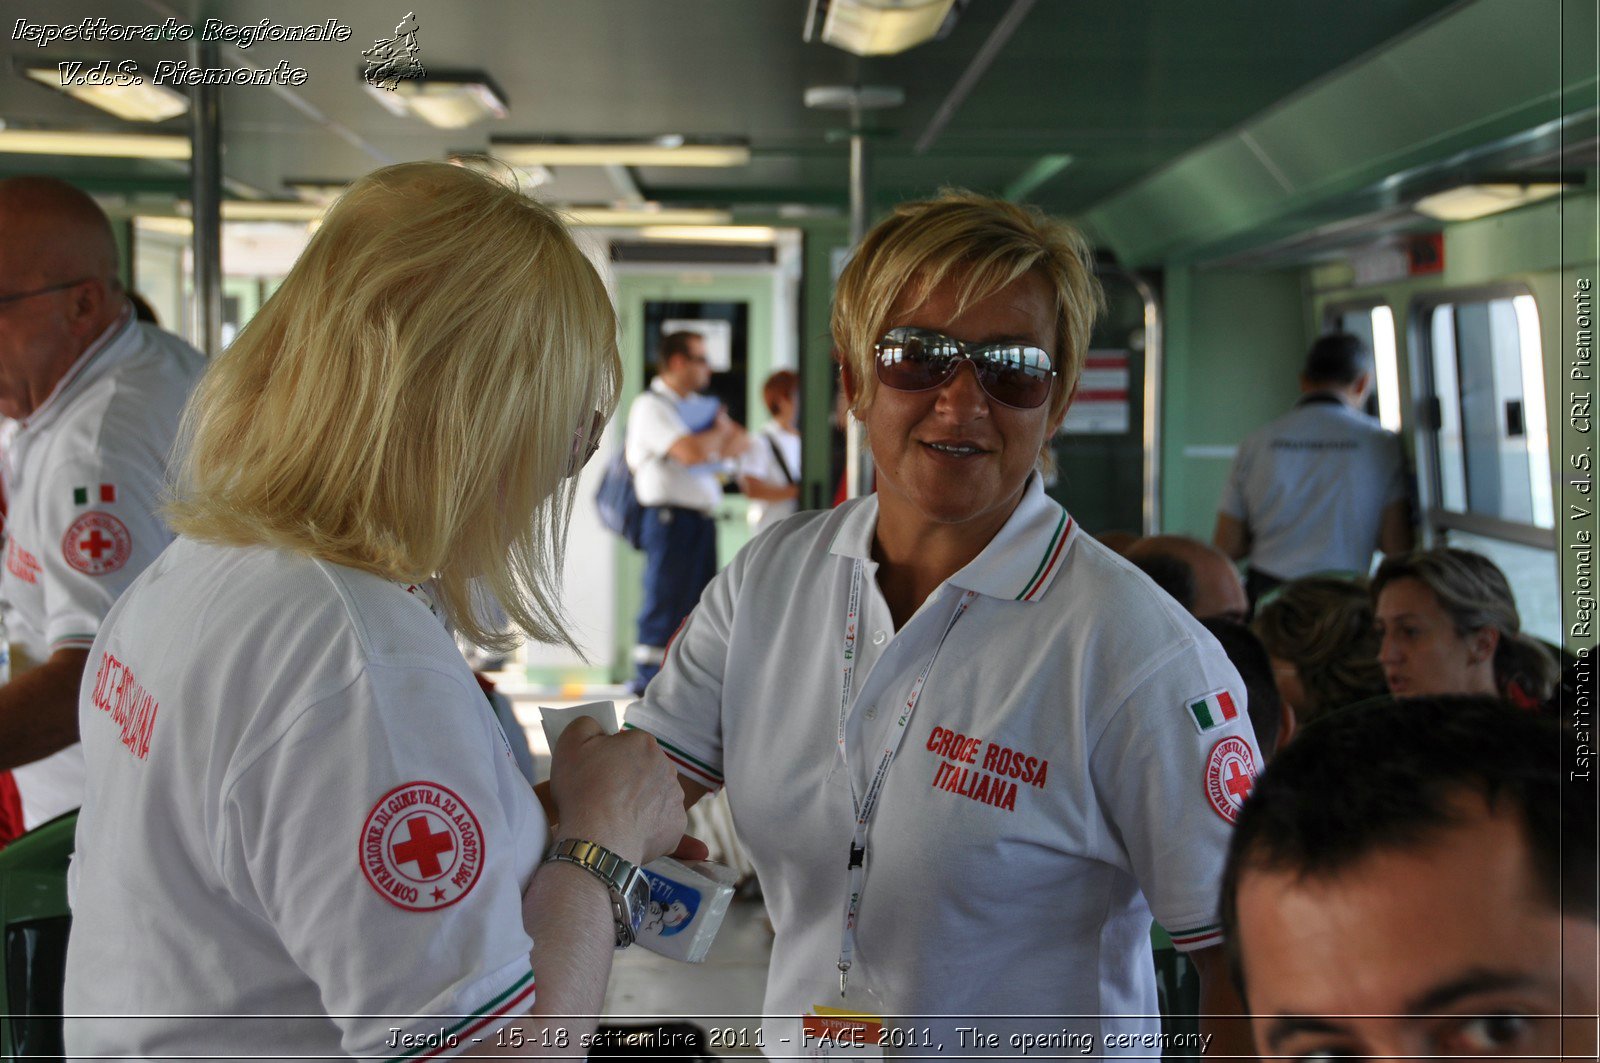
[387,969,535,1060]
[1015,509,1071,601]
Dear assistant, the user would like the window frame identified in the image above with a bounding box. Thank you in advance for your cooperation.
[1406,283,1556,551]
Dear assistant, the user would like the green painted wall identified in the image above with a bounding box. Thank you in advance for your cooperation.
[1160,266,1309,537]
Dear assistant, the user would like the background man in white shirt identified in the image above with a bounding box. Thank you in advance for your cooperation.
[0,176,204,828]
[623,331,747,692]
[1213,332,1413,608]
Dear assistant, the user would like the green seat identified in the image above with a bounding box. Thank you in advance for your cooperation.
[0,810,77,1061]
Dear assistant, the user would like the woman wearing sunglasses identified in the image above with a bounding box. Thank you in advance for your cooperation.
[63,163,693,1056]
[627,193,1255,1055]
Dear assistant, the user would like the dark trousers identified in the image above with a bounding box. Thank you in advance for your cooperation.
[633,506,717,691]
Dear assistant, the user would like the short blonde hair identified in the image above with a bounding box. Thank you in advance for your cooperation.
[168,162,620,653]
[832,191,1104,437]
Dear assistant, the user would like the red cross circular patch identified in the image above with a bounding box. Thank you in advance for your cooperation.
[1204,736,1258,825]
[61,512,131,576]
[360,781,485,912]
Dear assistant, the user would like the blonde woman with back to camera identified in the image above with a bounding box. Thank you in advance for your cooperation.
[63,163,693,1057]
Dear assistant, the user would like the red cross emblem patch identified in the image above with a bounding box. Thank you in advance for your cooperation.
[61,512,132,576]
[360,781,485,912]
[1204,736,1258,825]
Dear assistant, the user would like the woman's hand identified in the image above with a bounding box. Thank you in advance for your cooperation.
[547,718,687,867]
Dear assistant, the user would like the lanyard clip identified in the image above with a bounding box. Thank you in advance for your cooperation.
[838,961,850,996]
[848,842,866,869]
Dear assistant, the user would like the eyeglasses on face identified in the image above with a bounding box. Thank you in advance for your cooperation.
[872,326,1057,410]
[0,278,91,310]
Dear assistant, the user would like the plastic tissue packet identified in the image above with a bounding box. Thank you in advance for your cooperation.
[538,702,737,963]
[635,856,739,963]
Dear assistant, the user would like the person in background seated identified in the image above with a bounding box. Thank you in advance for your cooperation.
[1372,547,1559,710]
[627,192,1257,1056]
[1221,696,1596,1060]
[63,163,694,1057]
[739,368,802,534]
[1214,332,1413,607]
[1200,618,1282,759]
[0,176,205,831]
[1093,529,1139,555]
[1127,534,1249,624]
[1252,576,1387,747]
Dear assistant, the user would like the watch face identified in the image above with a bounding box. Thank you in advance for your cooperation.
[625,873,651,930]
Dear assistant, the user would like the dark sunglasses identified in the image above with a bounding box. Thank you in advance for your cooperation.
[873,327,1057,410]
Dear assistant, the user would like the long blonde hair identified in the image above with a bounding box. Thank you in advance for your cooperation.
[168,162,620,653]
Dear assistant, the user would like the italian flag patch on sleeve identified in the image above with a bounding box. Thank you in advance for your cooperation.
[72,484,116,506]
[1187,690,1239,734]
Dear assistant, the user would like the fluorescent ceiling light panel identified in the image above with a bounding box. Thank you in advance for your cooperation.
[449,154,553,190]
[566,207,733,227]
[135,216,193,237]
[25,67,188,122]
[493,142,750,168]
[639,226,778,243]
[0,128,189,158]
[284,181,350,205]
[821,0,955,56]
[1413,183,1567,222]
[220,201,325,222]
[365,73,507,129]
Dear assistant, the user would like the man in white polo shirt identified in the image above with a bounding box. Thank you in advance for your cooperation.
[624,331,747,692]
[0,176,204,829]
[1213,332,1413,607]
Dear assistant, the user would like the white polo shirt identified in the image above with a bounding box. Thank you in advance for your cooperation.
[1218,396,1407,578]
[0,309,203,828]
[64,539,543,1058]
[624,378,723,513]
[626,476,1259,1057]
[741,422,801,533]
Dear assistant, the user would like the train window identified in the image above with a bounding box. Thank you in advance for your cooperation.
[1330,304,1402,431]
[1424,294,1553,528]
[1414,291,1559,643]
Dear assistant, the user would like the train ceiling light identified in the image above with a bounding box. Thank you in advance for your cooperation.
[364,70,508,129]
[0,127,189,159]
[22,65,189,123]
[565,206,734,227]
[806,0,961,56]
[1413,180,1572,222]
[491,138,750,168]
[284,180,351,205]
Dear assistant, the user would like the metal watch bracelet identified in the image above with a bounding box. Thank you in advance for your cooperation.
[543,837,650,948]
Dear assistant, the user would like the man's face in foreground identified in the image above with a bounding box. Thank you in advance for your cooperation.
[1236,795,1597,1060]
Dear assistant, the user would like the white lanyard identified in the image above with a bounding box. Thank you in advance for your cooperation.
[834,559,975,996]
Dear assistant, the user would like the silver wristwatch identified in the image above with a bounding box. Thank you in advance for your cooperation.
[544,837,651,948]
